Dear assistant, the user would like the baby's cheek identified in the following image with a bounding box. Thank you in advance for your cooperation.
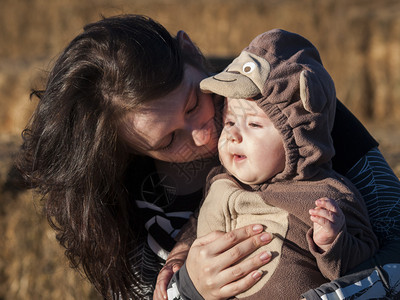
[218,132,227,150]
[217,139,228,165]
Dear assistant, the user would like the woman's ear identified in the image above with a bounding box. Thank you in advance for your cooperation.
[177,30,203,64]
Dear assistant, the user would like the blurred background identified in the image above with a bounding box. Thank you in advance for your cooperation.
[0,0,399,299]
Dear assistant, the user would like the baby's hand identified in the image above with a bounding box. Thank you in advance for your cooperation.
[309,197,345,253]
[153,260,182,300]
[153,242,189,300]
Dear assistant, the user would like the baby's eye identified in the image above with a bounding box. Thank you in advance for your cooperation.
[224,121,235,127]
[249,122,262,128]
[242,62,256,74]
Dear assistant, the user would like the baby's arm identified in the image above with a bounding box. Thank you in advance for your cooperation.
[309,198,345,253]
[306,191,378,280]
[153,242,191,300]
[153,215,197,300]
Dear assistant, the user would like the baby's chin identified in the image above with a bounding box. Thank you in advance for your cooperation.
[237,171,282,185]
[240,179,264,185]
[232,172,266,186]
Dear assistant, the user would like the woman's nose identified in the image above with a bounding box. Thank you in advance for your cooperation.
[227,126,242,143]
[192,123,212,146]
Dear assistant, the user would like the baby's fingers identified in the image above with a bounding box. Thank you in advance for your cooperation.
[172,263,182,273]
[154,267,174,300]
[315,197,340,213]
[309,207,336,224]
[309,213,331,228]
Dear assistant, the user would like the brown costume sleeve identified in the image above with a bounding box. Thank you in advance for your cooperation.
[305,182,379,279]
[260,174,379,280]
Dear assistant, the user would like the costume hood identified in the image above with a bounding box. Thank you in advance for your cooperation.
[201,29,337,181]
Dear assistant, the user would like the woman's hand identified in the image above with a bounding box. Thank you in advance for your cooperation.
[186,224,273,300]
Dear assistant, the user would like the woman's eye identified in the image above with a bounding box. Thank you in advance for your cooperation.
[160,132,175,151]
[224,121,235,127]
[242,62,256,74]
[187,100,198,114]
[187,94,199,114]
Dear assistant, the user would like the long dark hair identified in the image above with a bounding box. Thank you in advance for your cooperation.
[16,14,204,298]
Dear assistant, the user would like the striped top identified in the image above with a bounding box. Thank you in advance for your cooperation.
[124,156,205,299]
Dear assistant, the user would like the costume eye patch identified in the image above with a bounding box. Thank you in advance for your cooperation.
[243,62,256,74]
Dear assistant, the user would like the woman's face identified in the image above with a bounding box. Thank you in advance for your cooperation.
[121,64,219,163]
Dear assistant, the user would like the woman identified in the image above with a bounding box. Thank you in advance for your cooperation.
[17,14,400,300]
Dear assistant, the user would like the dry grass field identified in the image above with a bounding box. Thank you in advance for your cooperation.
[0,0,399,299]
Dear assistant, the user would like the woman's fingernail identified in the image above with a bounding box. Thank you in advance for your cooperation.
[260,233,271,242]
[252,270,262,280]
[259,251,271,261]
[253,224,263,232]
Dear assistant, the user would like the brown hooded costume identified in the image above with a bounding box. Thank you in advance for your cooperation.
[197,29,379,299]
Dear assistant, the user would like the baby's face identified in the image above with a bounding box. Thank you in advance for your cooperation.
[219,98,285,185]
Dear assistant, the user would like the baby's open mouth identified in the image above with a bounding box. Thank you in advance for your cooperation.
[233,154,247,161]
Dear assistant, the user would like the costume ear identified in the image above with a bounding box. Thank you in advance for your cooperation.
[300,70,332,113]
[177,30,203,64]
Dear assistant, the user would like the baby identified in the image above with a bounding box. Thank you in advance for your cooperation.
[196,29,378,299]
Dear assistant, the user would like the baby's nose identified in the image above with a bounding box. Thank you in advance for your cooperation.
[227,126,242,143]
